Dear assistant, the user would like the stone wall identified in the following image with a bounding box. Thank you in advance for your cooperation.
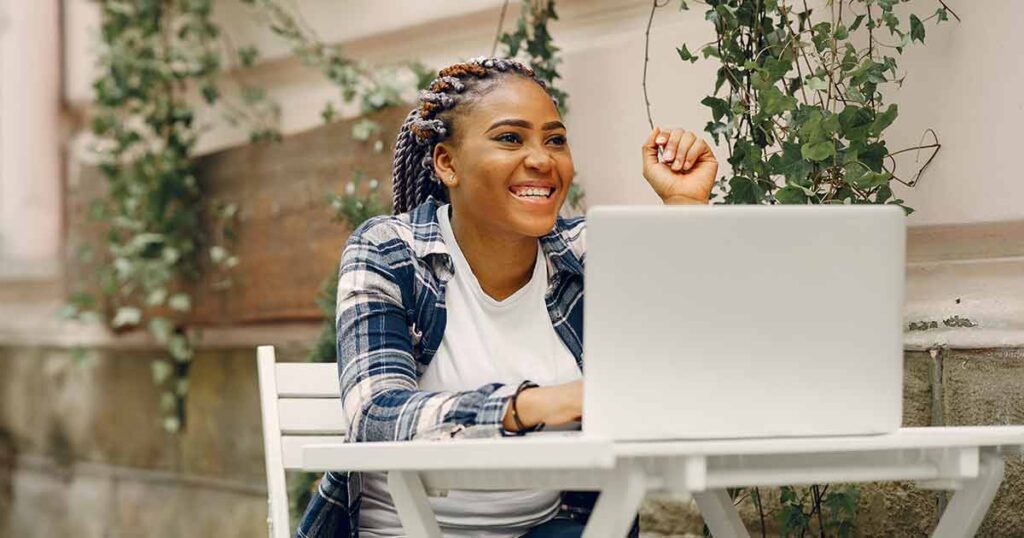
[0,345,279,537]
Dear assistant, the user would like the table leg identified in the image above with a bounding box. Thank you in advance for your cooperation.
[582,466,647,538]
[931,452,1005,538]
[694,489,751,538]
[388,470,443,538]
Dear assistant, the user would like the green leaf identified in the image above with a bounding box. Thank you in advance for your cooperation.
[676,44,698,63]
[724,176,763,204]
[833,23,849,40]
[238,45,260,67]
[875,184,893,203]
[146,288,168,307]
[321,102,337,123]
[112,306,142,328]
[805,77,828,92]
[351,119,380,141]
[200,84,219,104]
[175,378,190,397]
[869,104,898,137]
[775,185,809,204]
[151,360,172,385]
[909,14,925,43]
[169,334,193,363]
[839,105,874,141]
[852,170,892,188]
[801,140,835,161]
[849,14,866,32]
[148,317,173,344]
[758,86,797,115]
[700,96,730,122]
[160,391,177,413]
[209,246,228,264]
[168,293,191,312]
[162,415,181,434]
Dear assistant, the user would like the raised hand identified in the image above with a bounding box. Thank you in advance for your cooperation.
[641,126,719,204]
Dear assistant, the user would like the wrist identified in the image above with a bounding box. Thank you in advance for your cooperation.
[502,384,546,432]
[661,194,706,205]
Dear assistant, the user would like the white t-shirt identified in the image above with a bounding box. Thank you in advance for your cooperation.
[358,203,582,537]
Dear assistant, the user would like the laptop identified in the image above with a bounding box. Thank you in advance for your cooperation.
[581,204,905,440]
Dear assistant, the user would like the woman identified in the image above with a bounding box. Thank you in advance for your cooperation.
[297,57,718,538]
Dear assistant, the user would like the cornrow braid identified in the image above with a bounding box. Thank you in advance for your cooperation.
[390,56,558,215]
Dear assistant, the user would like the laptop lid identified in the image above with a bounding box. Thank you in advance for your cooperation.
[582,205,905,440]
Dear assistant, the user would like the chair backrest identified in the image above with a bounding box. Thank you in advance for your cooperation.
[256,345,347,538]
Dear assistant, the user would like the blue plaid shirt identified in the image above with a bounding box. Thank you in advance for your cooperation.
[296,195,634,537]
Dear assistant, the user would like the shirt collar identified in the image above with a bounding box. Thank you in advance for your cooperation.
[408,195,584,277]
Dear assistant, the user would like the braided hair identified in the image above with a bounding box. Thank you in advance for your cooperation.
[391,56,559,215]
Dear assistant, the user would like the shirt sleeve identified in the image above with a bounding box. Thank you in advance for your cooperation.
[335,232,517,442]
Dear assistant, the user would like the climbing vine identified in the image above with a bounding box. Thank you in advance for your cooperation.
[70,0,282,433]
[658,2,958,534]
[671,0,956,211]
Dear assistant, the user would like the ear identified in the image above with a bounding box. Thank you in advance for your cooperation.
[433,143,460,188]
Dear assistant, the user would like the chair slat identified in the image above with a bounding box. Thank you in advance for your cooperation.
[279,398,348,434]
[281,435,346,470]
[275,363,339,398]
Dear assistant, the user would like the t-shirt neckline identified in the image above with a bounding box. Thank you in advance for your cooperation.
[437,203,545,309]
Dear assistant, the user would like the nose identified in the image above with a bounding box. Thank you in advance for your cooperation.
[523,143,555,174]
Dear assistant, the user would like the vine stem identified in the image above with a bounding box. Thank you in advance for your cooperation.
[491,0,511,57]
[642,0,671,130]
[886,129,941,187]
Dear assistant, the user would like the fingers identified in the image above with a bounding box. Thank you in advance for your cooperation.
[662,128,684,164]
[642,126,663,167]
[670,132,697,171]
[646,126,716,174]
[683,137,708,171]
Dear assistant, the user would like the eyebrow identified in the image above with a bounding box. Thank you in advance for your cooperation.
[485,119,566,133]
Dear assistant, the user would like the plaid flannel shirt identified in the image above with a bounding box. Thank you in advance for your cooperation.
[296,195,637,537]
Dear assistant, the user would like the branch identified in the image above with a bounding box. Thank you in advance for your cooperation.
[491,0,511,57]
[643,0,671,130]
[885,129,941,187]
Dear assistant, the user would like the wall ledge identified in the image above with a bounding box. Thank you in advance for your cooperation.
[14,453,266,497]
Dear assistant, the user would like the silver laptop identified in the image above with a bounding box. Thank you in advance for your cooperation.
[581,204,905,440]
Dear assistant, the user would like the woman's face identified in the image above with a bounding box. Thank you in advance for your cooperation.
[434,76,574,239]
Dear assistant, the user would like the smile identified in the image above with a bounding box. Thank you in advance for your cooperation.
[508,186,555,199]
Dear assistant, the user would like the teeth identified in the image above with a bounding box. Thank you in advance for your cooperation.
[511,186,553,198]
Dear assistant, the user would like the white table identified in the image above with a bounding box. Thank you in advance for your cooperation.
[301,426,1024,538]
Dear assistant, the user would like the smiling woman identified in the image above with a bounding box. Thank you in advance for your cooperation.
[296,56,717,538]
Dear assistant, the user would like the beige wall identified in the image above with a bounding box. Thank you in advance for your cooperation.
[60,0,1024,226]
[0,0,61,279]
[51,0,1024,349]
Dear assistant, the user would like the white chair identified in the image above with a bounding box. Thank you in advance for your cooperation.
[256,345,346,538]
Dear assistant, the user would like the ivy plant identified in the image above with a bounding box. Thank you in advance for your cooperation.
[676,0,957,211]
[75,0,276,433]
[668,1,958,534]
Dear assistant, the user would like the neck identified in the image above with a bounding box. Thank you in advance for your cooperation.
[449,205,537,301]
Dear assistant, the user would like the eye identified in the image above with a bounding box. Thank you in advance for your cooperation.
[495,132,521,144]
[547,135,567,146]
